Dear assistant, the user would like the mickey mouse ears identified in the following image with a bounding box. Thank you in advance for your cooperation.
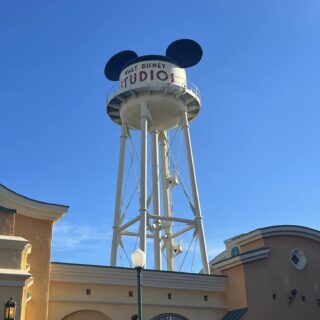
[104,50,138,81]
[166,39,202,68]
[104,39,202,81]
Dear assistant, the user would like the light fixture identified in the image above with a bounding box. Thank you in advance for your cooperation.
[131,248,146,320]
[289,289,297,304]
[4,297,17,320]
[131,248,146,268]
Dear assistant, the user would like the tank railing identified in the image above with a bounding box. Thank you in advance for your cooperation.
[106,75,201,103]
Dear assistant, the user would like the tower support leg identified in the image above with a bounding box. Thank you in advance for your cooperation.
[181,112,210,274]
[139,101,148,262]
[159,131,174,271]
[151,130,162,270]
[110,124,128,266]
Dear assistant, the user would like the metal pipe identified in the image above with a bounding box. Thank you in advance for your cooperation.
[139,102,148,261]
[151,130,162,270]
[159,131,174,271]
[120,231,154,238]
[110,124,127,266]
[170,225,195,239]
[136,267,142,320]
[181,112,210,274]
[147,214,195,225]
[118,216,140,232]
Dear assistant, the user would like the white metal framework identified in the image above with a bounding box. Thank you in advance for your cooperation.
[109,108,210,274]
[107,58,210,274]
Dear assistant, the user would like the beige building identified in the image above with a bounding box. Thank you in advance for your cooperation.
[0,183,319,320]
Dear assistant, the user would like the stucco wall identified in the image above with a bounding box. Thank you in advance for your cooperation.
[49,301,225,320]
[14,214,53,320]
[48,281,226,320]
[0,211,15,235]
[221,264,247,310]
[243,235,320,320]
[240,238,264,253]
[0,248,23,269]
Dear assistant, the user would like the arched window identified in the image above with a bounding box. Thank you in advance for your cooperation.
[151,313,189,320]
[61,310,111,320]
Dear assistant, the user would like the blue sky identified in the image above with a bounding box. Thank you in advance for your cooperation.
[1,0,320,270]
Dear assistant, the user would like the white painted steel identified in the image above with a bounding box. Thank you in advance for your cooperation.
[147,214,195,225]
[120,94,187,131]
[119,61,186,90]
[151,130,162,270]
[110,124,127,266]
[159,132,174,271]
[107,60,200,131]
[108,60,210,274]
[139,102,148,262]
[118,216,140,232]
[119,61,187,131]
[181,112,210,274]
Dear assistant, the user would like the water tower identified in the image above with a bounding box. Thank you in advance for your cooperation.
[104,39,210,274]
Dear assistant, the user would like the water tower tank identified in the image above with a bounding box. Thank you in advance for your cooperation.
[106,40,202,131]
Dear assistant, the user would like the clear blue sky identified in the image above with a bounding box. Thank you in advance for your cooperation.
[1,0,320,269]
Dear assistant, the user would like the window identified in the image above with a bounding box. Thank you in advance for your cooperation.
[231,246,240,257]
[289,248,307,270]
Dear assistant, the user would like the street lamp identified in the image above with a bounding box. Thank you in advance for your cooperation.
[4,297,16,320]
[131,248,146,320]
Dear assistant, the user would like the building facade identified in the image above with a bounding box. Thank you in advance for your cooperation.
[211,225,320,319]
[0,183,319,320]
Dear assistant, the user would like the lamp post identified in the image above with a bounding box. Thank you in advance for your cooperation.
[131,248,146,320]
[4,297,17,320]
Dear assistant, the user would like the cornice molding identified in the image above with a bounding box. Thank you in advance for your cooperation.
[0,184,69,222]
[0,235,30,250]
[50,263,227,292]
[0,205,16,214]
[0,268,32,287]
[225,225,320,248]
[212,247,270,271]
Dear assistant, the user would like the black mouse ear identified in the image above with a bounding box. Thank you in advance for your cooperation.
[104,50,138,81]
[166,39,203,68]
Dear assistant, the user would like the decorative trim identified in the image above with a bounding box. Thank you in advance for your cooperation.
[0,205,16,214]
[50,263,227,292]
[0,235,30,250]
[25,243,32,255]
[0,184,69,222]
[49,299,227,311]
[212,247,270,270]
[0,268,32,287]
[225,225,320,248]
